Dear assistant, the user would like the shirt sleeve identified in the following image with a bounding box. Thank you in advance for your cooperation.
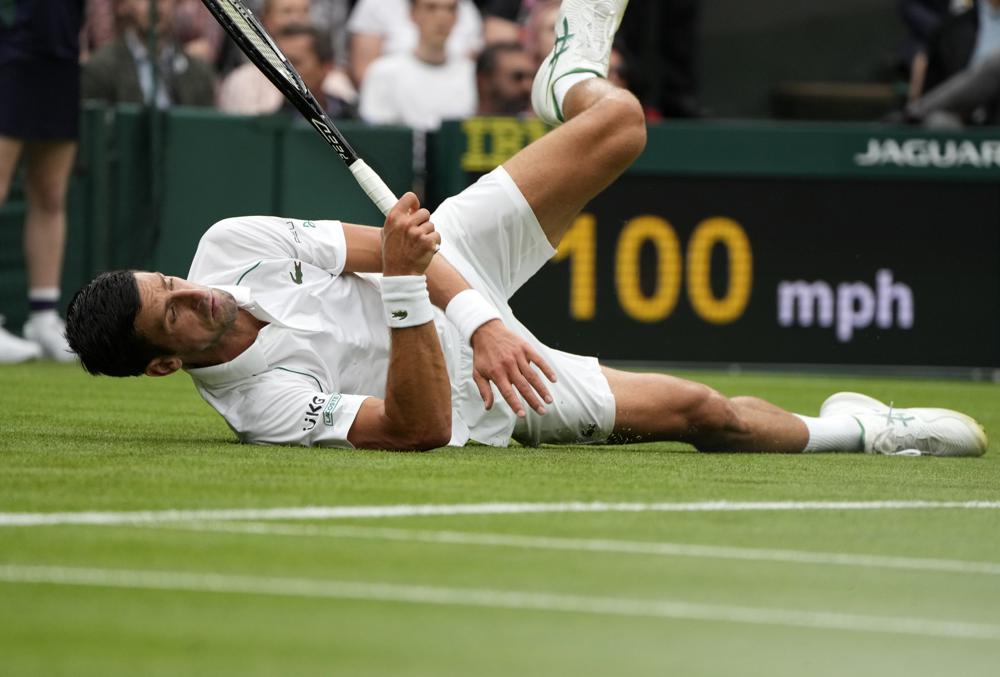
[225,374,370,448]
[189,216,350,279]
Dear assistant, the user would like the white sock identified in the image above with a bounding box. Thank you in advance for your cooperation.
[29,287,60,319]
[795,415,863,453]
[28,287,59,302]
[553,72,598,114]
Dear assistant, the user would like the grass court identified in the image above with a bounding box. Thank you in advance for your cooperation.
[1,362,999,676]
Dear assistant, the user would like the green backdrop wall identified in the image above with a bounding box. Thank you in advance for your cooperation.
[2,107,998,370]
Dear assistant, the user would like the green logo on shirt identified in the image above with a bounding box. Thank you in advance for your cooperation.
[323,394,343,426]
[289,261,304,285]
[392,310,408,320]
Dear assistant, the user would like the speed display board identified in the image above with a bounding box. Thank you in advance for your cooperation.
[509,176,1000,367]
[433,119,1000,369]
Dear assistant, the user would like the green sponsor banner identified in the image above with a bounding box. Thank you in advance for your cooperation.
[437,118,1000,187]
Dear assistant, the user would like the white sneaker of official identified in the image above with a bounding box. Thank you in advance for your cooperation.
[819,392,987,457]
[0,315,43,364]
[22,312,77,363]
[530,0,629,125]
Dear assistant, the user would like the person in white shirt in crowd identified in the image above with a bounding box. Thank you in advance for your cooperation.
[346,0,482,87]
[358,0,476,131]
[217,0,311,115]
[65,0,987,458]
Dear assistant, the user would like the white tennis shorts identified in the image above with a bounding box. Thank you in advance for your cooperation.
[433,166,617,446]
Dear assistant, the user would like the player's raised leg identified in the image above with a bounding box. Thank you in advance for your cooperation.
[504,0,645,246]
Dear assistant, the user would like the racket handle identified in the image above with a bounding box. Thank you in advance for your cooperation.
[349,159,398,217]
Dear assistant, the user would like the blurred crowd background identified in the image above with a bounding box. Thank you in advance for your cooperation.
[70,0,1000,130]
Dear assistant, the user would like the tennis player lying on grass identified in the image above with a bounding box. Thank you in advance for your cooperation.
[66,0,986,457]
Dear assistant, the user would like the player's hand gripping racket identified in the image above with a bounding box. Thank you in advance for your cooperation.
[201,0,397,216]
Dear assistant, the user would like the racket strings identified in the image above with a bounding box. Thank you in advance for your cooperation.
[218,0,301,91]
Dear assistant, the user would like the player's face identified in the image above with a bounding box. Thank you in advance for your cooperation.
[133,272,240,362]
[411,0,458,46]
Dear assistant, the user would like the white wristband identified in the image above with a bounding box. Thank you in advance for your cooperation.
[445,289,502,345]
[381,275,434,329]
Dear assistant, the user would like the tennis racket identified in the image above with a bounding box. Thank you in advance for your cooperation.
[201,0,398,216]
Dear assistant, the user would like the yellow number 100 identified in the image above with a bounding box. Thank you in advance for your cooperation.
[553,214,753,325]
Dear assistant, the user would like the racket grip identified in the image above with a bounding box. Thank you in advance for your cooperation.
[349,159,398,217]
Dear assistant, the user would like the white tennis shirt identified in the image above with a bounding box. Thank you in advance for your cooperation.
[184,216,515,449]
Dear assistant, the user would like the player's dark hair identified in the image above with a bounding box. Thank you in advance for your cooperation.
[66,270,168,378]
[476,41,526,77]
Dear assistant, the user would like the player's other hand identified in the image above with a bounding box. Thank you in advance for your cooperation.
[382,192,441,276]
[471,319,557,418]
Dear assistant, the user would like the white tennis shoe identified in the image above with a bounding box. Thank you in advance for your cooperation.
[23,312,77,363]
[819,392,987,457]
[0,316,42,364]
[531,0,629,125]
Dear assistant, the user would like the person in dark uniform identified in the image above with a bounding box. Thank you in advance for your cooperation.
[0,0,83,363]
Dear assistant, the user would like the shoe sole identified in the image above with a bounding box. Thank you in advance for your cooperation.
[530,1,628,125]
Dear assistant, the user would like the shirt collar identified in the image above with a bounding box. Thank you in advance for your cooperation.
[213,284,286,327]
[185,336,269,387]
[184,285,278,387]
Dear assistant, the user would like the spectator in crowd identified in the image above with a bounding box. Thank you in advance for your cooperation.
[618,0,702,118]
[481,0,537,45]
[347,0,482,87]
[83,0,224,65]
[82,0,216,107]
[913,0,996,96]
[171,0,225,65]
[899,0,957,98]
[904,0,1000,123]
[523,0,558,65]
[278,24,357,119]
[900,0,956,65]
[82,0,117,57]
[359,0,476,131]
[0,0,83,363]
[903,41,1000,126]
[217,0,311,114]
[308,0,353,72]
[475,41,534,115]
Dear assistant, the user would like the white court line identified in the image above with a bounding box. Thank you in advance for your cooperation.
[2,500,1000,527]
[1,564,998,641]
[159,521,1000,577]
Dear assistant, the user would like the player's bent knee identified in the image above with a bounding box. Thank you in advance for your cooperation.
[604,90,647,155]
